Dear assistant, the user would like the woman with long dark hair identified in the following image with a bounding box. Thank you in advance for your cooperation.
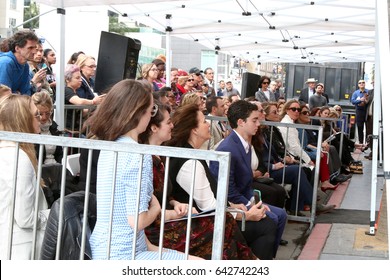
[88,79,200,260]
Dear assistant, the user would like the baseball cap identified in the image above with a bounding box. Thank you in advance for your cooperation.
[189,67,203,74]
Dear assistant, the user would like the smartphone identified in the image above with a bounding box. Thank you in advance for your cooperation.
[253,189,262,207]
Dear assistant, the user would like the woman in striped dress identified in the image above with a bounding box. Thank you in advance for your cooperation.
[88,79,201,260]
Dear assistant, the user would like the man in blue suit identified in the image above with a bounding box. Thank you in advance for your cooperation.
[210,100,287,258]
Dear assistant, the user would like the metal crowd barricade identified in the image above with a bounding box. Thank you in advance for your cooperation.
[261,120,323,229]
[61,104,96,136]
[205,115,324,229]
[0,131,231,260]
[309,116,345,161]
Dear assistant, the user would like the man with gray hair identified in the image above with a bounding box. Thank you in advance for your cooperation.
[0,30,39,95]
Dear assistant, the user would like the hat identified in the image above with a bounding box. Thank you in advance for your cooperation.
[305,78,318,84]
[177,69,188,76]
[189,67,203,74]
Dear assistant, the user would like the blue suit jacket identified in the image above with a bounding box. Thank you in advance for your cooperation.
[210,131,253,205]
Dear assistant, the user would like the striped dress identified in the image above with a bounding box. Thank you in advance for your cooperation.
[90,136,184,260]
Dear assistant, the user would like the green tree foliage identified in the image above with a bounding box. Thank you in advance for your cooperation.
[23,1,40,29]
[109,16,139,35]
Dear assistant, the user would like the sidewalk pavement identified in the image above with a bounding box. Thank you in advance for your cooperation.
[275,149,389,260]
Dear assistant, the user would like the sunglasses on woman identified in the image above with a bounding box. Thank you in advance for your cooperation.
[289,107,301,112]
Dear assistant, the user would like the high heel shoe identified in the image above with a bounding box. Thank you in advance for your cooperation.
[321,182,339,192]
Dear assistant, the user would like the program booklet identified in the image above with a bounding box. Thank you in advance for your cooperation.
[324,131,341,143]
[165,209,215,223]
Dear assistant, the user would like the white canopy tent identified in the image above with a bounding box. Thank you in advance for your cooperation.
[35,0,389,246]
[37,0,376,63]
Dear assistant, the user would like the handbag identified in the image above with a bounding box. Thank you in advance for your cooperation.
[254,177,274,185]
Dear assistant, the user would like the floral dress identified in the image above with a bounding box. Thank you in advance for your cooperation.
[145,156,257,260]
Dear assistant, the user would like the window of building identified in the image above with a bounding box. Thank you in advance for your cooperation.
[9,18,16,28]
[10,0,17,9]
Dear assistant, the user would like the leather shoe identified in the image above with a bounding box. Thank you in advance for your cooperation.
[316,204,335,215]
[279,239,288,246]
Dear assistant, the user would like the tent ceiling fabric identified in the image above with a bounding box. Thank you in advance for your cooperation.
[36,0,376,63]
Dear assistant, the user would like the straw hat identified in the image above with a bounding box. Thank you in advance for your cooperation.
[305,78,318,84]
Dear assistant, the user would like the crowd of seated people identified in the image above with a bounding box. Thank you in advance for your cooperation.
[1,39,367,260]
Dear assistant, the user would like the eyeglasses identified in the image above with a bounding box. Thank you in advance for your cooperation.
[34,111,41,120]
[187,79,195,82]
[195,73,202,76]
[289,107,302,112]
[86,65,97,69]
[151,104,158,117]
[39,111,53,117]
[262,82,270,85]
[301,111,310,115]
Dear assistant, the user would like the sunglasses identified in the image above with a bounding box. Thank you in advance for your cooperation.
[301,111,309,115]
[358,82,365,84]
[151,104,158,117]
[289,107,302,112]
[187,79,195,82]
[262,82,270,85]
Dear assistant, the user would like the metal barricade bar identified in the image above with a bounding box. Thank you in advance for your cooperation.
[0,131,231,260]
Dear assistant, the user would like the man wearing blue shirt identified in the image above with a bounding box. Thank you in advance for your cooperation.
[0,30,39,95]
[351,79,369,144]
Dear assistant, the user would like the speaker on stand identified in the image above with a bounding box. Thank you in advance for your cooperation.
[241,72,261,99]
[94,31,141,93]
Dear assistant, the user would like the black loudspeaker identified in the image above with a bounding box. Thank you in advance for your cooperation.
[241,72,261,99]
[94,31,141,93]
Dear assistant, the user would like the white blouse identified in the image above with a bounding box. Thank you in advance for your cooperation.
[279,114,311,164]
[176,160,217,212]
[0,141,49,260]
